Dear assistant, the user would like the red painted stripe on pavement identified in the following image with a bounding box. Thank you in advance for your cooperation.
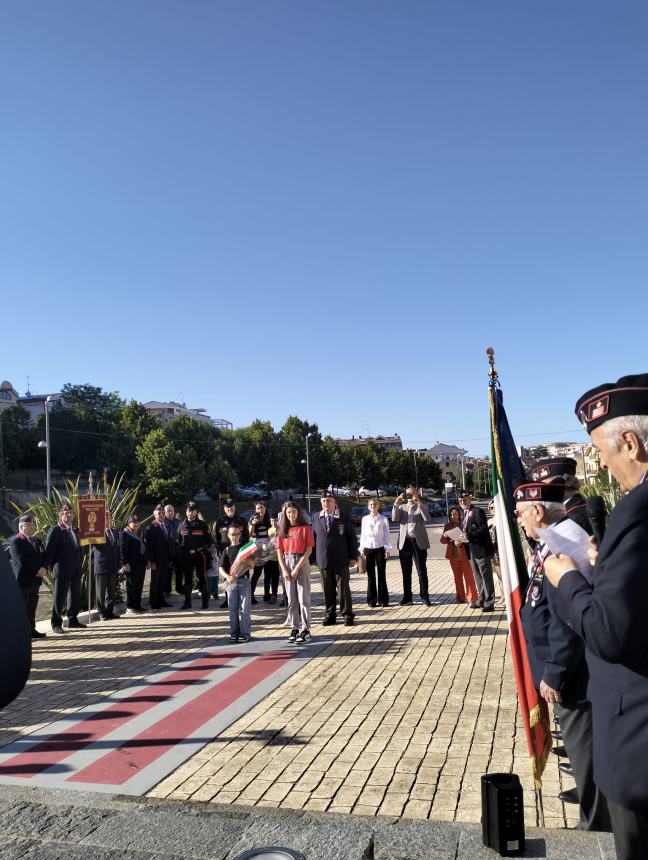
[0,651,239,778]
[70,650,294,785]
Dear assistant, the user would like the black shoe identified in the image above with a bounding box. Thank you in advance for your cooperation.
[421,597,431,606]
[180,603,191,610]
[220,599,228,609]
[552,746,567,757]
[269,595,277,604]
[288,628,299,644]
[201,602,209,609]
[263,595,271,603]
[345,616,355,626]
[369,603,377,608]
[251,596,258,604]
[229,634,238,643]
[382,601,389,607]
[469,601,483,609]
[104,613,120,620]
[322,617,336,626]
[559,788,579,804]
[481,605,494,613]
[67,619,87,629]
[160,601,173,608]
[32,630,47,639]
[551,730,563,740]
[296,629,311,644]
[558,762,573,775]
[51,626,65,635]
[399,599,413,606]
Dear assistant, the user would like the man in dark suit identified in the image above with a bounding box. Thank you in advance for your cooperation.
[311,490,358,626]
[90,511,121,621]
[7,513,47,638]
[119,512,148,614]
[144,504,172,610]
[546,373,648,858]
[45,504,85,634]
[0,546,31,709]
[459,491,495,611]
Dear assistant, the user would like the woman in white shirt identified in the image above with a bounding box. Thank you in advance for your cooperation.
[359,499,392,607]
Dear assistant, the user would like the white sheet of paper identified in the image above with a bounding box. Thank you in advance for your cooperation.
[443,527,467,542]
[536,521,593,580]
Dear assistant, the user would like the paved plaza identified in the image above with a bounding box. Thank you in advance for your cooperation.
[0,526,582,838]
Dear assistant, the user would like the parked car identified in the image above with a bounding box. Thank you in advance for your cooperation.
[357,486,381,497]
[235,485,265,500]
[427,502,446,519]
[350,506,370,526]
[380,504,394,520]
[327,485,354,497]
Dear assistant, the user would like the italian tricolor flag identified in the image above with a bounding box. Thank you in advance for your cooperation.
[489,381,551,790]
[230,540,258,577]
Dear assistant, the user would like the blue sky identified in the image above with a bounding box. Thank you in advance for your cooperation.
[2,1,647,455]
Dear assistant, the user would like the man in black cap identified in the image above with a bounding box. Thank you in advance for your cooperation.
[178,502,212,610]
[214,499,249,609]
[311,490,358,626]
[119,512,148,614]
[545,373,648,857]
[7,514,47,639]
[529,457,592,535]
[515,481,608,831]
[45,504,85,634]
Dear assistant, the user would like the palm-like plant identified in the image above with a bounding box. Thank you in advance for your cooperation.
[579,471,625,515]
[11,473,142,610]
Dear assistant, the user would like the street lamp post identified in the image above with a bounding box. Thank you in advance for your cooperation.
[305,432,313,513]
[39,394,52,500]
[413,450,419,488]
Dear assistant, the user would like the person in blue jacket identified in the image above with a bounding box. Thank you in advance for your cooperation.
[545,373,648,859]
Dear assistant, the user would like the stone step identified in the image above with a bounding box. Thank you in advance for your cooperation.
[0,785,615,859]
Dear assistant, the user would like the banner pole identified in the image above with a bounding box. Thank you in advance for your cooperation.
[535,787,545,828]
[87,472,93,626]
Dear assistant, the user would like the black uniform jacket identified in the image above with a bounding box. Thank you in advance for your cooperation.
[564,494,593,536]
[311,511,358,569]
[555,478,648,813]
[7,533,45,589]
[91,530,121,576]
[0,548,31,710]
[463,505,495,560]
[44,525,82,579]
[119,529,149,572]
[178,518,212,558]
[214,515,249,552]
[144,521,172,567]
[520,528,588,703]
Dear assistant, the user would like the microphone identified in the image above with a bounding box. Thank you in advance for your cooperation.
[585,495,607,547]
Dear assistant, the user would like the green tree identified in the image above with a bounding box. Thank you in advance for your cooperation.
[234,420,292,492]
[0,405,34,472]
[136,428,205,503]
[100,400,161,481]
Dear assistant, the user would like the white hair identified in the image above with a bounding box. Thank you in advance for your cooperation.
[519,500,565,522]
[602,415,648,453]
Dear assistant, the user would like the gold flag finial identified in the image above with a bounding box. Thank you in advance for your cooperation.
[486,347,498,384]
[88,471,94,498]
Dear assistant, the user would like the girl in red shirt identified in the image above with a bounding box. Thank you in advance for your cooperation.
[277,502,314,644]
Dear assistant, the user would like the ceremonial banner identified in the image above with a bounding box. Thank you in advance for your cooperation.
[489,381,551,789]
[78,497,107,546]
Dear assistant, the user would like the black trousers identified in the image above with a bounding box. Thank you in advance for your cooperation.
[607,797,648,860]
[364,548,389,606]
[399,537,428,601]
[165,557,182,593]
[95,571,117,618]
[321,566,354,620]
[263,560,280,598]
[51,572,80,627]
[182,554,208,607]
[555,700,610,831]
[21,581,41,631]
[126,564,146,609]
[149,562,168,609]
